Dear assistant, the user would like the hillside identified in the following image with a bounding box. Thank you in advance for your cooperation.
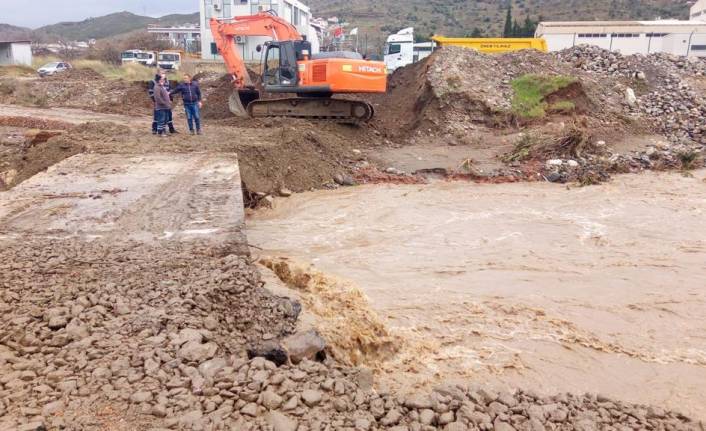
[32,11,199,42]
[309,0,692,41]
[0,24,32,41]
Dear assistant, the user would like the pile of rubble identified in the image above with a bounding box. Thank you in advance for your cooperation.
[1,237,704,430]
[555,45,706,147]
[0,238,299,430]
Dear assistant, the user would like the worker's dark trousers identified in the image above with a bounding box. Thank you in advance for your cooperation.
[152,109,176,133]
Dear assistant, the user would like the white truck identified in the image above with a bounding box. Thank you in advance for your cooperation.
[158,51,182,71]
[384,28,434,73]
[121,50,157,67]
[120,50,142,65]
[136,51,157,67]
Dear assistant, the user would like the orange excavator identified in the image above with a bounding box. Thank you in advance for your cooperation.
[209,11,387,122]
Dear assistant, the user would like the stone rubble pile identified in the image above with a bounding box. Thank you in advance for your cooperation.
[0,238,299,430]
[1,238,704,430]
[555,45,706,147]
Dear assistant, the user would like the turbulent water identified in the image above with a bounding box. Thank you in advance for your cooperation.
[248,170,706,419]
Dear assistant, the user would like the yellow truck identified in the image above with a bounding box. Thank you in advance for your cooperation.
[431,36,548,54]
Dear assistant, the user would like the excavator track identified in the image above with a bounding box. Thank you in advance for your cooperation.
[246,98,375,123]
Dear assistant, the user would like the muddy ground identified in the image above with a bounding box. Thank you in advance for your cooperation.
[1,46,706,429]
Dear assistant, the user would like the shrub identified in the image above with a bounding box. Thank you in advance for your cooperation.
[511,74,577,119]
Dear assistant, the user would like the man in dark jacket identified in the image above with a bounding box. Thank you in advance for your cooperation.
[171,74,203,135]
[148,71,178,134]
[154,77,173,137]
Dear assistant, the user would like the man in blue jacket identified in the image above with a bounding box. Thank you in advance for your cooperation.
[171,74,203,135]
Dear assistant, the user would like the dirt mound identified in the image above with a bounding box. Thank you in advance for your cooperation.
[201,74,235,120]
[0,116,74,130]
[44,67,104,81]
[374,46,632,143]
[0,74,152,116]
[0,125,82,191]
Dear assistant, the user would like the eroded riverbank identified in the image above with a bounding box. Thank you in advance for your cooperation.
[248,170,706,420]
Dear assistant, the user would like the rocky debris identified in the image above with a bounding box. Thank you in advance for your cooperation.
[0,237,703,429]
[0,238,297,429]
[555,45,706,148]
[334,173,357,186]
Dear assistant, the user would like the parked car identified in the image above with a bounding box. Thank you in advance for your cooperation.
[37,62,72,77]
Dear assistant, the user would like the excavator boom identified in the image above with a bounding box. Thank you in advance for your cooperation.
[209,11,387,122]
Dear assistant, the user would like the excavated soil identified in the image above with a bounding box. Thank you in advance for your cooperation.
[0,125,82,191]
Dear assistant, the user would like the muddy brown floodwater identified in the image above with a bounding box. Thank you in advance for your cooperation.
[248,169,706,420]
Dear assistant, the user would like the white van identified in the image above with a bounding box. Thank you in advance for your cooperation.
[158,51,182,71]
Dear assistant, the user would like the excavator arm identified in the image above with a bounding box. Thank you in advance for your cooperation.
[209,12,303,89]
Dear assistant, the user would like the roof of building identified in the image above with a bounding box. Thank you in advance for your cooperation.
[536,20,706,35]
[539,20,706,27]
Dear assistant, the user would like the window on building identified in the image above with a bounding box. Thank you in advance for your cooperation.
[205,0,213,19]
[223,0,231,17]
[251,0,279,14]
[646,33,668,37]
[692,45,706,50]
[578,33,607,38]
[293,7,300,26]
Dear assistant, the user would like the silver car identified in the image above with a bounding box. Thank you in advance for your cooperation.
[37,61,72,77]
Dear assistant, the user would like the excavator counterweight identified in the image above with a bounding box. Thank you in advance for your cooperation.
[210,12,387,122]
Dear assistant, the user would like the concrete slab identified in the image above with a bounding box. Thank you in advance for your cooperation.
[0,153,244,244]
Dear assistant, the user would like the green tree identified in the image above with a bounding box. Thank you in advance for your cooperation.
[522,15,536,37]
[503,4,513,38]
[512,19,521,37]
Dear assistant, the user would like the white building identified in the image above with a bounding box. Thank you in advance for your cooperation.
[692,0,706,21]
[199,0,319,61]
[148,25,201,53]
[536,20,706,57]
[0,40,32,66]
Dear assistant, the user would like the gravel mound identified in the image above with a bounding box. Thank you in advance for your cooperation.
[1,238,703,430]
[555,45,706,146]
[0,238,298,430]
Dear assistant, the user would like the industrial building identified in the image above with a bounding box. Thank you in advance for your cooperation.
[199,0,319,61]
[0,40,32,66]
[536,3,706,57]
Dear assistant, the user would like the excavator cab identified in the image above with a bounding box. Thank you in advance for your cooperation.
[230,40,308,116]
[262,40,310,91]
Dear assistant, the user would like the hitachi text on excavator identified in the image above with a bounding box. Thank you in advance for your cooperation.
[209,11,387,122]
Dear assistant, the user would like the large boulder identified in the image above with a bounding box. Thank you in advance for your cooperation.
[282,330,326,364]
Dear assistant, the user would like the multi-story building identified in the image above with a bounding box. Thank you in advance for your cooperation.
[692,0,706,21]
[199,0,319,61]
[148,25,201,53]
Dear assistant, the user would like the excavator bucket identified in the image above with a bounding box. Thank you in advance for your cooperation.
[229,89,260,117]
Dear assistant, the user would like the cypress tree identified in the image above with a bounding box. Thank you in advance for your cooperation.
[503,4,513,38]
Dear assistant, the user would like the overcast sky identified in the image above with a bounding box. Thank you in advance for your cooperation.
[1,0,198,28]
